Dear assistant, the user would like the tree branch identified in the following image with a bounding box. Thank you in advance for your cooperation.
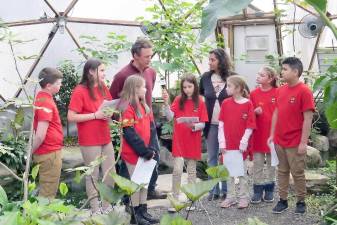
[0,161,23,182]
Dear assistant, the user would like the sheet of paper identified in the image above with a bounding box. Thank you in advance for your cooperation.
[131,158,157,188]
[222,150,244,177]
[268,141,279,167]
[98,99,121,116]
[176,117,199,124]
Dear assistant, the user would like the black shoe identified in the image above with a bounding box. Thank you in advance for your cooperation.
[139,204,159,224]
[295,201,306,214]
[130,206,151,225]
[207,193,220,201]
[147,190,167,200]
[251,184,264,204]
[263,182,275,202]
[272,199,288,214]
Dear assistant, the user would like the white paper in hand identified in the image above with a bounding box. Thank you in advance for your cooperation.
[268,141,279,167]
[222,150,244,177]
[176,117,199,124]
[131,158,157,188]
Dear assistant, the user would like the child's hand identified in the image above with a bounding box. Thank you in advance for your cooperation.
[267,136,273,145]
[298,142,307,155]
[94,110,110,120]
[162,89,170,105]
[239,141,248,153]
[143,151,154,160]
[220,148,226,154]
[186,123,196,131]
[254,106,263,115]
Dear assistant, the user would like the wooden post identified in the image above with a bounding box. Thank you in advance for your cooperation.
[273,0,283,58]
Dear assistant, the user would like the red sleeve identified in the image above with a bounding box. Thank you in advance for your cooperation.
[122,105,135,127]
[170,96,180,115]
[199,98,208,122]
[250,89,257,108]
[246,101,256,129]
[110,74,124,100]
[68,87,83,113]
[103,85,112,100]
[300,86,315,112]
[35,101,53,122]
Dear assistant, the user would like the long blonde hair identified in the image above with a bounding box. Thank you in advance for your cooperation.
[227,75,250,98]
[261,66,278,88]
[119,75,150,117]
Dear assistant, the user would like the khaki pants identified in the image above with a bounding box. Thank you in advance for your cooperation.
[80,142,116,212]
[252,153,276,185]
[33,150,62,199]
[276,145,306,201]
[125,162,147,206]
[227,160,249,200]
[172,157,197,199]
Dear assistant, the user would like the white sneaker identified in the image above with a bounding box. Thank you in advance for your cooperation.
[168,207,177,213]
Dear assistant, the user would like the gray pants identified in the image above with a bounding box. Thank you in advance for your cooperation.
[206,124,227,195]
[252,153,276,185]
[80,142,116,212]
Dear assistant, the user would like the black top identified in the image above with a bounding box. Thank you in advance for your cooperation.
[199,71,235,138]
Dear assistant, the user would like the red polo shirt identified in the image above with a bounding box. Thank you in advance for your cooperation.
[274,82,315,148]
[33,91,63,155]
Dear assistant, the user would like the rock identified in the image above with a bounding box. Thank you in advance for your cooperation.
[306,146,322,168]
[305,170,330,193]
[289,170,330,193]
[62,146,84,170]
[312,135,329,152]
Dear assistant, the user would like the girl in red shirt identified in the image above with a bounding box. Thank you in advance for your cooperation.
[120,75,159,225]
[162,74,208,212]
[250,66,278,204]
[68,59,115,215]
[219,75,256,209]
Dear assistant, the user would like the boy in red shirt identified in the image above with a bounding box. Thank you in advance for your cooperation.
[269,57,315,214]
[33,67,63,199]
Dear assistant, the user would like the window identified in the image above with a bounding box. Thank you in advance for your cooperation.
[245,35,269,63]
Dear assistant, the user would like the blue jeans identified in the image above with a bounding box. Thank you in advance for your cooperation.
[206,124,227,195]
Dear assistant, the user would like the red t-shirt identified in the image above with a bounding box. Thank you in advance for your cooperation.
[171,96,208,160]
[219,97,256,160]
[33,91,63,155]
[121,104,151,164]
[275,82,315,148]
[68,84,112,146]
[250,87,277,153]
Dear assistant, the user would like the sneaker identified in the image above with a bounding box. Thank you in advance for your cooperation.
[272,199,288,214]
[295,201,306,214]
[238,198,249,209]
[207,193,220,201]
[147,190,167,200]
[139,204,160,224]
[220,198,236,208]
[167,207,177,213]
[221,193,227,200]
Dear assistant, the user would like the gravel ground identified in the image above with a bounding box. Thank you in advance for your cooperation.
[148,198,322,225]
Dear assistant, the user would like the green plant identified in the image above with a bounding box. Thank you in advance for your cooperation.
[55,61,80,136]
[139,0,214,83]
[76,32,131,66]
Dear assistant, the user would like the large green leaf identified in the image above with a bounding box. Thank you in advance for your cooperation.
[0,211,19,225]
[97,182,125,204]
[31,164,40,180]
[0,185,8,207]
[167,194,191,212]
[85,211,130,225]
[206,165,228,181]
[305,0,327,13]
[59,182,68,196]
[325,102,337,129]
[160,214,192,225]
[110,172,141,196]
[200,0,252,42]
[180,179,220,202]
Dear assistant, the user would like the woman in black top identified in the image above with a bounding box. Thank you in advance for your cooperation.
[199,48,234,201]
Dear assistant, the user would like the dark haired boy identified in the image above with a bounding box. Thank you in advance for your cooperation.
[269,57,315,214]
[33,67,63,199]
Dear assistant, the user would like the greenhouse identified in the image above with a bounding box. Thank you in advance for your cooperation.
[0,0,336,224]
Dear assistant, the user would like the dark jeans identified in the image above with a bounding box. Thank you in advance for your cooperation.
[148,133,160,192]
